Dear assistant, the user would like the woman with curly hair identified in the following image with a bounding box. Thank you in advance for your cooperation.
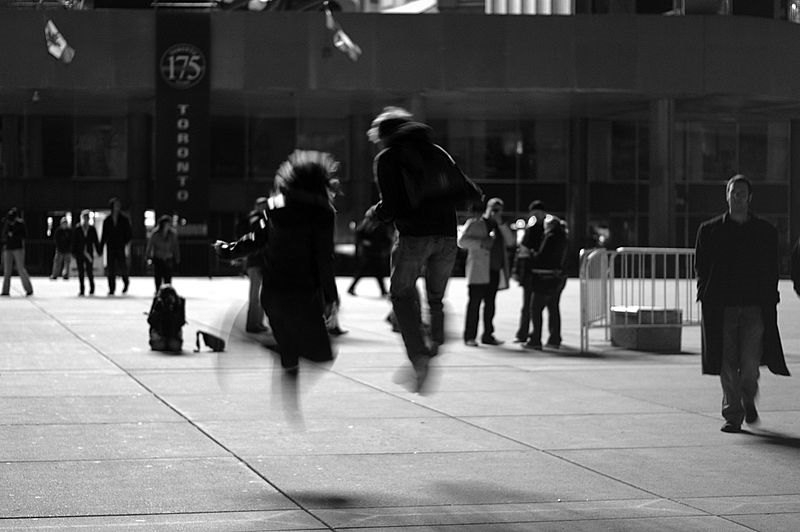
[215,150,340,374]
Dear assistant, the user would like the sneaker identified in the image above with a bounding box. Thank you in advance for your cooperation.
[481,336,504,346]
[721,422,741,433]
[464,339,479,347]
[523,341,543,350]
[745,404,760,425]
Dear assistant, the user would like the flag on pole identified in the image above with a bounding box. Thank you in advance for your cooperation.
[45,19,76,64]
[323,3,361,62]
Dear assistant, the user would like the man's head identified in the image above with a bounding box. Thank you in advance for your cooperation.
[726,174,752,218]
[367,106,413,146]
[80,209,91,224]
[484,197,504,218]
[59,216,68,226]
[527,200,546,223]
[108,197,121,213]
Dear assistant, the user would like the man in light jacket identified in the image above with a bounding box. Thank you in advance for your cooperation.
[457,197,515,347]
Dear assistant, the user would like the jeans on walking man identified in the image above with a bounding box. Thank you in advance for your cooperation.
[366,106,482,392]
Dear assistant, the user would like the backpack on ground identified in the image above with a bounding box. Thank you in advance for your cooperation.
[147,284,185,352]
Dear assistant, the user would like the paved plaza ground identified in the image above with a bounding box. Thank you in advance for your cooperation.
[1,275,799,531]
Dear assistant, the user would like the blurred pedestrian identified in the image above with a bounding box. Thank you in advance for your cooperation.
[695,174,789,434]
[72,209,100,297]
[100,197,132,295]
[50,216,72,280]
[366,106,482,392]
[523,216,569,350]
[236,196,269,333]
[1,207,33,296]
[457,197,515,347]
[145,214,180,292]
[214,150,340,376]
[347,209,392,297]
[513,200,546,343]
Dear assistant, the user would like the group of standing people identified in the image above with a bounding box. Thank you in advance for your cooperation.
[458,198,570,351]
[2,196,180,297]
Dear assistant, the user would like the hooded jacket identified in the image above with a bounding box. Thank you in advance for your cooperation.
[372,122,482,237]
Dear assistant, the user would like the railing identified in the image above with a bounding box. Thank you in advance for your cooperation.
[579,247,701,353]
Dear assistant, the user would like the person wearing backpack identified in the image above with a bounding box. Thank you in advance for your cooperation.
[365,106,483,393]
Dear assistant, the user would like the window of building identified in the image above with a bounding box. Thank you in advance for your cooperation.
[42,116,73,178]
[210,116,246,179]
[75,117,126,179]
[249,117,296,180]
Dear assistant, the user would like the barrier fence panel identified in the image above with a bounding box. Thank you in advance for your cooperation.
[580,247,700,353]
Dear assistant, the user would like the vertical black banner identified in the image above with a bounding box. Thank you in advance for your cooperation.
[155,13,210,236]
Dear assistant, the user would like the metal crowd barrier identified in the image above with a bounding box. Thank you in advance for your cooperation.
[579,247,700,353]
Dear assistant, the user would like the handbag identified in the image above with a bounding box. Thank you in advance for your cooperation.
[194,330,226,352]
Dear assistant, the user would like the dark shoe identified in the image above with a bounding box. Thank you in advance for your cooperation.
[122,281,129,294]
[523,341,543,350]
[545,342,561,349]
[78,291,85,297]
[464,339,479,347]
[745,404,760,425]
[328,327,348,336]
[25,291,33,297]
[49,276,57,280]
[89,286,95,295]
[721,422,741,433]
[347,287,356,296]
[481,336,504,346]
[108,291,115,296]
[63,276,69,280]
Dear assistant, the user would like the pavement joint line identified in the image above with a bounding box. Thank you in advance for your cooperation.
[16,297,339,532]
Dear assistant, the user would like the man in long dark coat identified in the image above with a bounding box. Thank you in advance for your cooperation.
[695,174,789,434]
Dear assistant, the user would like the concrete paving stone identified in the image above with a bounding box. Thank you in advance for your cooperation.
[160,390,442,422]
[0,350,117,371]
[344,365,583,394]
[0,422,228,462]
[553,444,800,499]
[92,346,274,372]
[399,388,679,417]
[680,494,800,515]
[0,395,184,425]
[314,499,705,529]
[0,458,294,518]
[133,367,374,396]
[463,412,726,450]
[337,516,756,531]
[0,510,327,532]
[247,450,653,509]
[538,365,708,391]
[199,417,529,457]
[0,370,143,397]
[726,513,800,531]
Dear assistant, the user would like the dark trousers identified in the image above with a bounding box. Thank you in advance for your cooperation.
[106,248,129,293]
[348,253,388,295]
[464,269,500,342]
[515,277,533,341]
[76,255,95,294]
[262,288,334,370]
[529,279,566,346]
[153,258,174,290]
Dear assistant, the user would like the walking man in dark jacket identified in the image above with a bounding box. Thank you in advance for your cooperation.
[366,106,482,392]
[101,197,132,295]
[695,174,789,434]
[50,216,73,280]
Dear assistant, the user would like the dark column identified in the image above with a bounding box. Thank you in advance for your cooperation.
[648,98,676,247]
[790,120,800,245]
